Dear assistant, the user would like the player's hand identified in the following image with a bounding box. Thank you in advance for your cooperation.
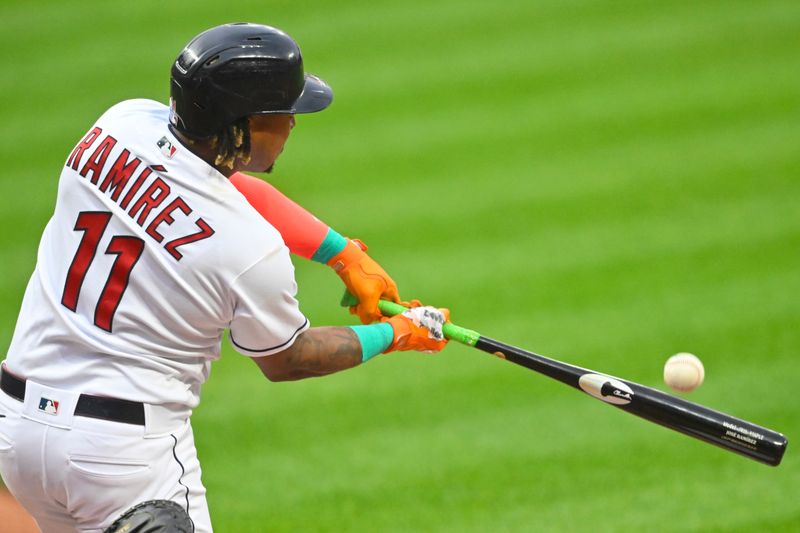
[384,306,449,353]
[327,239,401,324]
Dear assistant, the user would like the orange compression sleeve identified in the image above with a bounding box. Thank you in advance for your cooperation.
[229,172,330,259]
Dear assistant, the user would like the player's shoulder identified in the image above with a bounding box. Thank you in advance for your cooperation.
[222,192,289,252]
[100,99,167,119]
[95,99,167,133]
[189,177,290,272]
[203,213,292,286]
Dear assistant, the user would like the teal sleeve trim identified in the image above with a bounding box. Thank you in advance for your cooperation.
[311,228,348,264]
[349,323,394,362]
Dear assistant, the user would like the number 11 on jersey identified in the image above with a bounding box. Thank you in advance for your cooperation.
[62,211,144,332]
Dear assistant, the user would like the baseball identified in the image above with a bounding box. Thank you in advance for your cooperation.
[664,352,704,392]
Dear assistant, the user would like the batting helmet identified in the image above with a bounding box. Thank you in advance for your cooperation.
[169,22,333,138]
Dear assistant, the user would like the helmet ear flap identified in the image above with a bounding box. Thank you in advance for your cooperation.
[169,23,332,139]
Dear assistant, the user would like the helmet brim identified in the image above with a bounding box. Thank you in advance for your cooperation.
[292,74,333,114]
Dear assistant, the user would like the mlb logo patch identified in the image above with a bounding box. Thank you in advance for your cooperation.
[38,397,59,415]
[157,136,177,159]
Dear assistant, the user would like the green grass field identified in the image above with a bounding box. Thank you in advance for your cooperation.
[2,0,799,531]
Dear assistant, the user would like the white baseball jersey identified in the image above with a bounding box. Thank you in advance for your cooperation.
[4,99,309,414]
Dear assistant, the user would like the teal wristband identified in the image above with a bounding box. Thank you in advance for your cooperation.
[311,228,348,264]
[349,323,394,362]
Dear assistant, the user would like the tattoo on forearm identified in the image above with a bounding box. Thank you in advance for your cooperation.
[285,327,362,379]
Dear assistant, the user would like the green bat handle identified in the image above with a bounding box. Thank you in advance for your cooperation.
[340,290,481,345]
[378,300,481,347]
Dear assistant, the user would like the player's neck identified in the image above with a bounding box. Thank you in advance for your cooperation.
[170,127,236,178]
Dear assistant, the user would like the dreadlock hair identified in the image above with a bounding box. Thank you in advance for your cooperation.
[211,116,252,169]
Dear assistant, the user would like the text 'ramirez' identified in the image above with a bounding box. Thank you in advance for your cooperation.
[66,127,214,260]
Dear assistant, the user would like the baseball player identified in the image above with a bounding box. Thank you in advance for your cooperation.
[0,23,448,532]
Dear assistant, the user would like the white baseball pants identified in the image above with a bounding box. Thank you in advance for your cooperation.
[0,385,212,532]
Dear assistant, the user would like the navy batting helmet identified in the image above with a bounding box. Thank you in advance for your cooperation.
[169,22,333,138]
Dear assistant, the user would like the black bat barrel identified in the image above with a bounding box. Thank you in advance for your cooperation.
[476,337,788,466]
[617,381,787,466]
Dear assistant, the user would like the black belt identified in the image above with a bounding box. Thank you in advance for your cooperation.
[0,368,145,426]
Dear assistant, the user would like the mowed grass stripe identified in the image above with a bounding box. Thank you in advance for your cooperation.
[452,177,800,278]
[265,443,799,533]
[298,0,799,127]
[285,136,799,261]
[416,233,800,359]
[306,0,798,82]
[352,150,799,300]
[285,58,799,213]
[291,50,800,180]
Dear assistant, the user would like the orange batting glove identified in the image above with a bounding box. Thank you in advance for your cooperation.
[384,306,450,353]
[327,239,401,324]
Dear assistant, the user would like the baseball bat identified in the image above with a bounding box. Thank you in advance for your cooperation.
[376,300,788,466]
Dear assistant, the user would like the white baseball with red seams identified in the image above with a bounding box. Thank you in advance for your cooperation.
[664,352,705,392]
